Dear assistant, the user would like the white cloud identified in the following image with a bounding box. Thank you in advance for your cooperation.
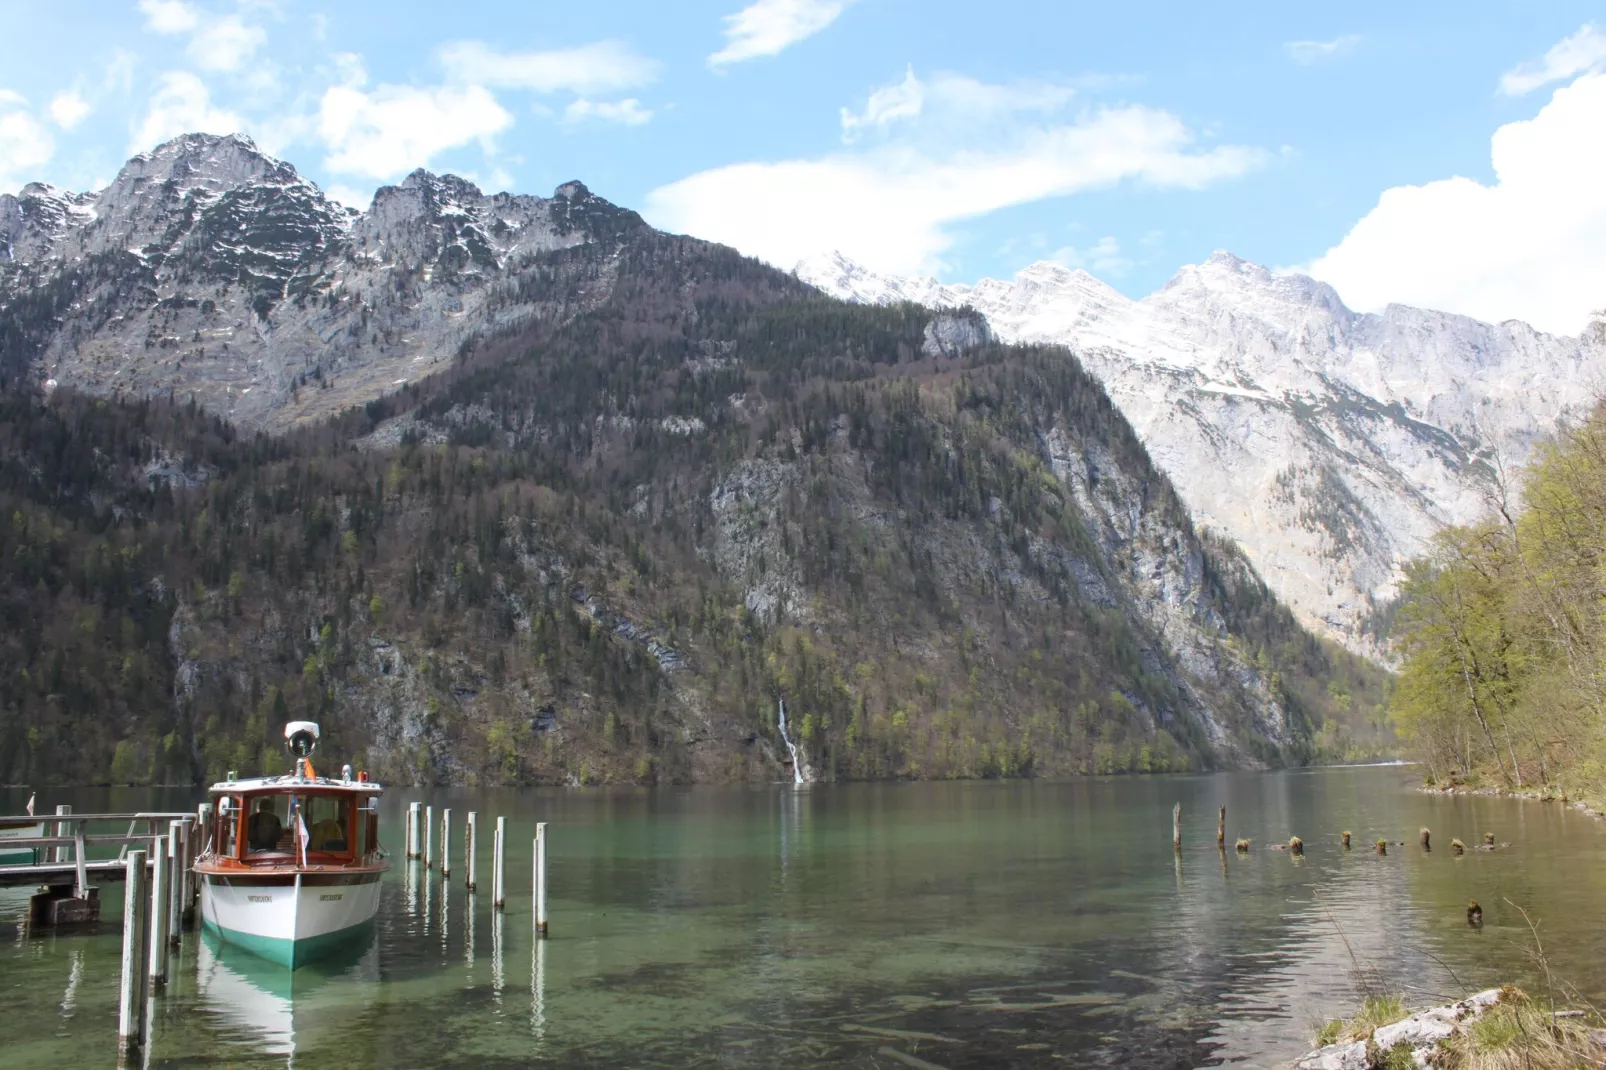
[324,182,373,210]
[0,107,55,193]
[840,66,924,140]
[1283,35,1362,65]
[105,49,139,94]
[841,68,1079,144]
[563,97,653,126]
[1500,24,1606,95]
[1050,236,1132,277]
[647,73,1262,275]
[709,0,855,68]
[189,15,267,73]
[318,81,513,179]
[47,90,92,129]
[131,71,243,152]
[0,89,26,107]
[440,40,659,95]
[1305,71,1606,336]
[138,0,200,35]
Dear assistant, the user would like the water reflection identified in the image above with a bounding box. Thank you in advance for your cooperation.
[530,932,546,1048]
[5,770,1606,1069]
[195,928,379,1063]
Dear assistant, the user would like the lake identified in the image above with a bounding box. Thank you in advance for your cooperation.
[3,766,1604,1068]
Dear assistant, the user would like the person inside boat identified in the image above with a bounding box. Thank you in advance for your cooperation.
[306,795,349,852]
[248,797,285,853]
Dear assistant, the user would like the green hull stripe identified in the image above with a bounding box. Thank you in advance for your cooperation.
[202,916,374,969]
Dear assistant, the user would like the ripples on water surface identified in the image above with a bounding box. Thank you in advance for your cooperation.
[4,767,1606,1068]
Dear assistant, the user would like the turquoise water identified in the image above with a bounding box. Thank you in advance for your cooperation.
[3,767,1605,1068]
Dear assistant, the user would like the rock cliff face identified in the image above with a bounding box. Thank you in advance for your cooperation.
[797,251,1606,655]
[0,133,635,428]
[0,136,1388,785]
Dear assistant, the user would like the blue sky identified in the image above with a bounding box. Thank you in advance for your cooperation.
[3,1,1605,333]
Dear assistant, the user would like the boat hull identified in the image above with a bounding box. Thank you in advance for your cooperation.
[0,820,42,862]
[200,869,383,968]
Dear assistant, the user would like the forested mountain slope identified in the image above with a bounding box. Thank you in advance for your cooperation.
[0,137,1388,786]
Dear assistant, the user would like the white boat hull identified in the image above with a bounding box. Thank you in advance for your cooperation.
[200,870,383,968]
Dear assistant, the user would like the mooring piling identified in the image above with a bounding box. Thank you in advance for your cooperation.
[53,804,71,864]
[1420,827,1432,851]
[493,816,507,909]
[1173,803,1182,851]
[117,849,149,1058]
[466,811,478,890]
[533,822,548,938]
[408,802,424,860]
[425,805,435,869]
[147,837,169,987]
[1217,805,1226,848]
[441,809,452,878]
[165,822,183,948]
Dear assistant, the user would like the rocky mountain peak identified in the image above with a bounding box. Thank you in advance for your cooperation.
[0,133,645,429]
[799,248,1604,655]
[114,132,301,195]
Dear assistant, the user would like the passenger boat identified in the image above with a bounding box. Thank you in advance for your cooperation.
[195,722,387,968]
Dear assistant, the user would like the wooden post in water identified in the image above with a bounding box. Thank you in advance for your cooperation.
[533,823,548,938]
[166,822,183,948]
[1173,803,1182,851]
[425,805,435,869]
[407,802,423,859]
[197,803,212,858]
[148,837,169,987]
[1217,806,1226,848]
[53,804,71,864]
[1419,827,1431,851]
[493,816,507,909]
[118,849,149,1057]
[441,809,452,878]
[466,812,478,890]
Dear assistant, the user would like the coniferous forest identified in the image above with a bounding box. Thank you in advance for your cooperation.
[0,214,1389,787]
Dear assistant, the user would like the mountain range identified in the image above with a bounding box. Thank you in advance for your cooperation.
[0,134,1386,785]
[797,251,1606,655]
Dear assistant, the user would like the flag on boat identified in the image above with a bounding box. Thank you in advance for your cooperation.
[296,806,310,860]
[25,792,34,816]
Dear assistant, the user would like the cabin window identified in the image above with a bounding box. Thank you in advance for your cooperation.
[245,795,294,854]
[304,795,350,854]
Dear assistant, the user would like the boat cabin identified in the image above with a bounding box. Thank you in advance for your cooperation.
[207,775,383,870]
[204,722,384,871]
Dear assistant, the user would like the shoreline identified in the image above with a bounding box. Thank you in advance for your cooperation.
[1419,781,1606,820]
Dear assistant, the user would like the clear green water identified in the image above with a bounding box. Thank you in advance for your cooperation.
[4,767,1605,1069]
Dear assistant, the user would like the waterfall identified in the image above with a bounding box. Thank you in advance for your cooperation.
[777,698,804,785]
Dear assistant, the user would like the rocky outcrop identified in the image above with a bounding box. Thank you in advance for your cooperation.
[0,134,642,429]
[798,251,1606,656]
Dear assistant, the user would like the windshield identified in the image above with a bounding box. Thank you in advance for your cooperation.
[245,795,292,854]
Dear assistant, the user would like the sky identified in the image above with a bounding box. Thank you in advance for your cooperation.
[2,1,1605,335]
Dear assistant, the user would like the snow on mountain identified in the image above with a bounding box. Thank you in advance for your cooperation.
[0,133,640,429]
[797,250,1606,654]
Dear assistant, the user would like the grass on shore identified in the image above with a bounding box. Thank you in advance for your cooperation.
[1312,993,1409,1046]
[1312,988,1602,1069]
[1438,988,1600,1070]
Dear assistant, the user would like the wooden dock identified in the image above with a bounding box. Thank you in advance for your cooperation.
[0,809,198,925]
